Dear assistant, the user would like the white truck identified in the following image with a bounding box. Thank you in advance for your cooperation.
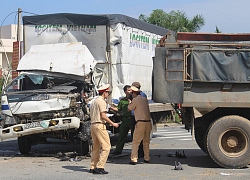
[0,13,175,155]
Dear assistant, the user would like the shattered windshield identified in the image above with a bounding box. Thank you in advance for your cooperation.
[29,75,44,84]
[5,74,76,92]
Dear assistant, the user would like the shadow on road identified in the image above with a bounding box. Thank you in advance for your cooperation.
[62,165,89,173]
[108,148,221,169]
[0,134,236,170]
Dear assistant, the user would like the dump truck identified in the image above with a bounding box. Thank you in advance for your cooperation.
[153,32,250,168]
[0,13,175,155]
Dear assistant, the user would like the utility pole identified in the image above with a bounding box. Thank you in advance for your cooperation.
[17,8,22,42]
[11,8,22,80]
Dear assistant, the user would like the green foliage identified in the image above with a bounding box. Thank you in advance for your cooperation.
[162,112,182,124]
[139,9,205,33]
[174,113,182,123]
[215,26,222,33]
[138,14,149,22]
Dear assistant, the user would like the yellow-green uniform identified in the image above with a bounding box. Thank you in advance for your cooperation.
[128,95,152,163]
[113,97,132,154]
[89,96,111,169]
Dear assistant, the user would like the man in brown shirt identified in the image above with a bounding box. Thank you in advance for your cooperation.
[131,81,147,158]
[128,86,152,165]
[89,84,119,174]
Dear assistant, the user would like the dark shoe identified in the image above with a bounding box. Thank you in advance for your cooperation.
[89,169,94,173]
[93,168,108,174]
[144,160,149,163]
[129,161,136,165]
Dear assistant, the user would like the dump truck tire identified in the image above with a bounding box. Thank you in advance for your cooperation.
[18,136,31,155]
[195,127,208,154]
[206,115,250,168]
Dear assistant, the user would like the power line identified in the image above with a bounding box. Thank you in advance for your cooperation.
[22,11,39,15]
[0,11,18,39]
[0,10,39,38]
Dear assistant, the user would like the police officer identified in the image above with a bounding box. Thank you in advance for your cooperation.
[131,82,147,157]
[110,85,132,155]
[128,86,152,165]
[89,84,119,174]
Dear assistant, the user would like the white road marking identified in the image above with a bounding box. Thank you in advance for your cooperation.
[157,135,191,139]
[154,132,190,135]
[154,128,193,140]
[154,131,187,134]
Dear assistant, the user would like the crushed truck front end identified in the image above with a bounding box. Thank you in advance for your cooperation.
[0,71,94,154]
[0,42,97,155]
[0,72,83,140]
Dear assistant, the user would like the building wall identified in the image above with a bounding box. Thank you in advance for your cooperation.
[0,24,23,79]
[0,24,23,40]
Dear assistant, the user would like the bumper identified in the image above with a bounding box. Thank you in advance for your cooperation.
[0,117,80,141]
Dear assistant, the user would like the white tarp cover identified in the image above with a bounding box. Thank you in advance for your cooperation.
[110,23,162,101]
[18,42,97,77]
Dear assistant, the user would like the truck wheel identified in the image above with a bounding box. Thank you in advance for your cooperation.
[195,127,208,154]
[81,140,89,156]
[18,136,31,155]
[206,115,250,168]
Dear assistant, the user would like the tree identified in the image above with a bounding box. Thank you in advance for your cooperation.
[215,26,222,33]
[139,9,205,32]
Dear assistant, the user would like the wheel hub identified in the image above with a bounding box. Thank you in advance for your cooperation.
[219,128,247,157]
[226,136,238,148]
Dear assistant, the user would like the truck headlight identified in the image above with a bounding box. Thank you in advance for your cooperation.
[3,115,16,125]
[13,126,23,132]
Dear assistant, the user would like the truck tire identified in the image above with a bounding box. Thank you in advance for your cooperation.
[18,136,31,155]
[206,115,250,168]
[81,140,89,156]
[195,127,208,154]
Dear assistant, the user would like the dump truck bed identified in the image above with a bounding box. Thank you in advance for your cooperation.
[153,33,250,114]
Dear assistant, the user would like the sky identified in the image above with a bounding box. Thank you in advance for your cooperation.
[0,0,249,33]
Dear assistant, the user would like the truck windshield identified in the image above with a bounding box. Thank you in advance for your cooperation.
[5,74,76,92]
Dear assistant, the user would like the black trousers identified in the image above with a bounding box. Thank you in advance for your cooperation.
[131,116,144,157]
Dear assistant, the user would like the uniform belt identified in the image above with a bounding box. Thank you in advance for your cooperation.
[137,120,150,122]
[91,122,105,125]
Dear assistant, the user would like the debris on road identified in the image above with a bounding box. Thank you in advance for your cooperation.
[175,150,186,158]
[174,161,183,170]
[54,151,86,162]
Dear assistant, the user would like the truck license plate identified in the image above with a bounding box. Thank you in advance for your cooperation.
[24,122,43,129]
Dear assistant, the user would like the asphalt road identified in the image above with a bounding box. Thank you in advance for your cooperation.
[0,124,249,180]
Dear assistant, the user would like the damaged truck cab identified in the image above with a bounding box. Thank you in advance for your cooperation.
[0,42,96,155]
